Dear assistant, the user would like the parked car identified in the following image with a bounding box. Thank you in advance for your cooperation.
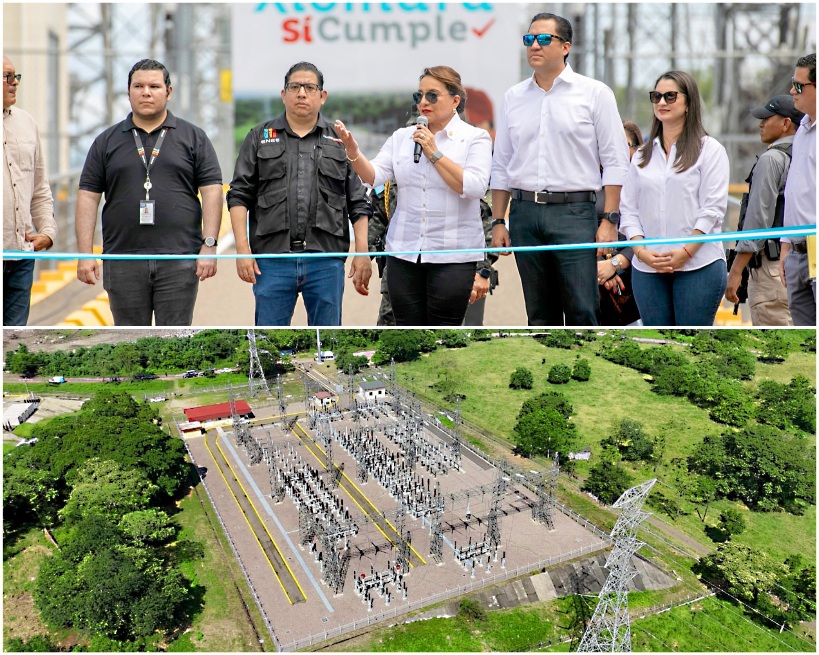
[183,370,198,378]
[132,372,158,381]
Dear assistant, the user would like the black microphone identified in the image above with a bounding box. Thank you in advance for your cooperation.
[413,115,428,164]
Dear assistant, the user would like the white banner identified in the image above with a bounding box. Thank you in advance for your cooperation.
[232,2,529,133]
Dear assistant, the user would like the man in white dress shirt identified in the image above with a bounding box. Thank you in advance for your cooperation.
[780,53,816,326]
[490,12,630,326]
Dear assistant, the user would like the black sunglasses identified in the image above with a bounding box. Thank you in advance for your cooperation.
[3,73,21,84]
[649,91,685,104]
[523,33,565,47]
[791,78,817,94]
[412,90,453,105]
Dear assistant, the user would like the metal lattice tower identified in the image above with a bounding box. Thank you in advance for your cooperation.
[389,358,396,395]
[247,330,271,397]
[269,458,284,503]
[347,365,356,410]
[486,468,506,553]
[532,454,560,529]
[577,478,657,653]
[429,510,444,563]
[395,503,411,574]
[299,502,317,546]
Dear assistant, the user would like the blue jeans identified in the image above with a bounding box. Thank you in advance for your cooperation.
[783,250,816,326]
[631,260,727,326]
[509,199,598,326]
[103,259,199,326]
[254,256,344,326]
[3,259,35,326]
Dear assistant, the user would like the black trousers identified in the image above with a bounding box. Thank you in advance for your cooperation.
[385,256,476,326]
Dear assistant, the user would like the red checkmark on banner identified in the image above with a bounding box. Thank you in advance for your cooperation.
[472,19,495,38]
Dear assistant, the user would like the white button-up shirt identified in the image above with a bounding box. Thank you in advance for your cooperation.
[782,115,816,244]
[370,113,491,264]
[491,66,629,193]
[619,136,729,273]
[3,106,56,256]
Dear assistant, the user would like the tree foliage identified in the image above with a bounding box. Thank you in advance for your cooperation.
[696,542,785,605]
[582,461,632,505]
[689,426,816,514]
[513,408,576,459]
[547,364,572,384]
[717,509,746,539]
[373,330,437,364]
[571,359,591,382]
[509,367,534,390]
[604,418,654,462]
[756,375,816,434]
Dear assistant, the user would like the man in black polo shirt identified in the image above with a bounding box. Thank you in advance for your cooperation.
[75,59,223,326]
[227,61,372,326]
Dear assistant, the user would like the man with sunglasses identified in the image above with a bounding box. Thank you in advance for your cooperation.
[780,53,816,326]
[3,55,57,325]
[228,61,372,326]
[490,13,629,326]
[726,94,802,325]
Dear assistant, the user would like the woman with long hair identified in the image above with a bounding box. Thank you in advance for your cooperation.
[334,66,492,325]
[619,70,729,325]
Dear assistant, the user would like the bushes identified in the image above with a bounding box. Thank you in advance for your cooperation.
[548,364,572,384]
[509,367,534,390]
[581,461,632,505]
[571,359,591,381]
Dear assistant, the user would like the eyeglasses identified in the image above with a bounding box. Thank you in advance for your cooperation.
[791,78,816,94]
[412,90,453,105]
[3,73,21,84]
[522,33,565,47]
[649,91,685,104]
[284,82,321,95]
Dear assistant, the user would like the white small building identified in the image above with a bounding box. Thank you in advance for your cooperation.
[3,399,40,431]
[313,390,338,408]
[568,447,592,461]
[357,380,386,401]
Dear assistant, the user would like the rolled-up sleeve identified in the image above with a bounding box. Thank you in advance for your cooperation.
[370,133,397,190]
[693,139,729,234]
[618,162,643,240]
[595,86,630,188]
[461,129,492,200]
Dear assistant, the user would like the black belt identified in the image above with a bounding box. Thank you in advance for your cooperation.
[290,240,306,252]
[511,188,596,205]
[791,241,808,254]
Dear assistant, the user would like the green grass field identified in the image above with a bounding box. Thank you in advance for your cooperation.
[167,486,263,652]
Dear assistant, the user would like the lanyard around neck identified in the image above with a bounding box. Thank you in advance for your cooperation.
[132,127,168,200]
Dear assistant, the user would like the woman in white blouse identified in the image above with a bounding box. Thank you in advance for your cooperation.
[619,70,729,326]
[335,66,492,325]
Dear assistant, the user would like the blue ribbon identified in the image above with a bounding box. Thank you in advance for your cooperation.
[5,225,815,260]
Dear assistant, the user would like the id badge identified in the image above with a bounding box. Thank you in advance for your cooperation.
[139,200,156,225]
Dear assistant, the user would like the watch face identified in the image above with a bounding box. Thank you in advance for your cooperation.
[204,237,216,247]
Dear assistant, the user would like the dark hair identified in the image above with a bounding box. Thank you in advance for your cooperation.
[796,53,816,83]
[421,66,467,114]
[623,121,643,148]
[638,70,707,173]
[529,12,572,63]
[284,62,324,90]
[128,59,171,89]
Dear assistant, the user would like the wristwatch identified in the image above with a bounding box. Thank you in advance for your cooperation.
[610,255,622,270]
[429,150,444,164]
[203,236,218,247]
[478,267,492,279]
[603,211,620,225]
[491,218,507,228]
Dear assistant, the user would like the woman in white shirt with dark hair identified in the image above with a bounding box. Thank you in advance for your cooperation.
[619,70,729,326]
[335,66,492,326]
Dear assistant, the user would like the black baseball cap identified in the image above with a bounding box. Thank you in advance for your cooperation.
[750,94,805,123]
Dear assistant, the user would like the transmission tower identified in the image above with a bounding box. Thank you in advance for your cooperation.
[269,458,285,503]
[299,502,317,546]
[395,503,411,574]
[532,454,559,529]
[429,509,444,563]
[247,330,271,397]
[486,468,506,554]
[389,358,396,395]
[577,478,657,653]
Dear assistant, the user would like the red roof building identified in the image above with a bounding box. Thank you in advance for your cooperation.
[183,400,252,423]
